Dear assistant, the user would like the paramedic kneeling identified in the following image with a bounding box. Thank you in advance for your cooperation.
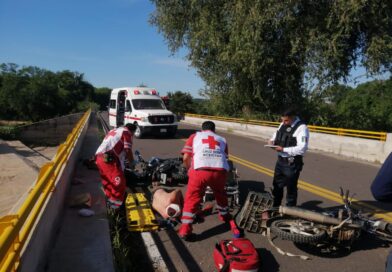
[95,123,137,210]
[269,108,309,207]
[179,121,236,240]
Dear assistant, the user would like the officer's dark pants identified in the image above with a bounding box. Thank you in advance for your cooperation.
[272,156,303,207]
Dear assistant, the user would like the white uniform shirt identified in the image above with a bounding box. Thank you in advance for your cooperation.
[95,127,132,170]
[269,117,309,157]
[192,131,229,171]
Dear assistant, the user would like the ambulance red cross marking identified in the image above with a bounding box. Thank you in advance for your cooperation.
[202,136,220,149]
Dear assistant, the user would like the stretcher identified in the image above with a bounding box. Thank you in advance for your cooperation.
[125,192,159,232]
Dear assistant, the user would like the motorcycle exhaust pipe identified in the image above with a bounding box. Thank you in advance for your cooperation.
[279,206,344,226]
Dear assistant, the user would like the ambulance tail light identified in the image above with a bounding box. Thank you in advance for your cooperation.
[151,90,157,95]
[134,90,140,95]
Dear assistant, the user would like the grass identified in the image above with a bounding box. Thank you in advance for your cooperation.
[107,208,154,272]
[0,125,20,140]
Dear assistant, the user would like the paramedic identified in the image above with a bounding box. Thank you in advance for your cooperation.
[95,123,137,210]
[179,121,238,240]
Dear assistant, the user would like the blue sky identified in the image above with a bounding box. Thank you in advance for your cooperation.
[0,0,205,97]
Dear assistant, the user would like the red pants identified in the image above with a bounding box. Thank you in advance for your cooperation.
[96,154,126,208]
[181,169,228,224]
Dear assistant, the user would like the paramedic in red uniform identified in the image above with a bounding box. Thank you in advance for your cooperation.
[95,123,137,210]
[179,121,236,240]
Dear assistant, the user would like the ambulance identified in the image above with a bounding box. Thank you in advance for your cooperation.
[108,87,178,138]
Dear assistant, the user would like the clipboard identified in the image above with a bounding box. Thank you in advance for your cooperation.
[264,144,279,148]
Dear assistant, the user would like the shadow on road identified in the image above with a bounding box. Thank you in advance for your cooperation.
[298,200,325,212]
[294,233,391,259]
[155,228,204,272]
[196,222,231,241]
[176,128,198,139]
[351,200,392,214]
[258,247,280,272]
[238,180,266,205]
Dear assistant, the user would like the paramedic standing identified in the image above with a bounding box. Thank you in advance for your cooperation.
[268,108,309,207]
[179,121,238,240]
[95,123,137,210]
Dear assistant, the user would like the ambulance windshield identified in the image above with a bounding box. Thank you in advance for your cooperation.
[132,99,166,110]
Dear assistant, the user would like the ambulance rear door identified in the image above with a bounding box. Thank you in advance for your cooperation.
[108,95,117,128]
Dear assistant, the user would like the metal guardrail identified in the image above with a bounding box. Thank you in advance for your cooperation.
[185,113,387,141]
[0,109,91,272]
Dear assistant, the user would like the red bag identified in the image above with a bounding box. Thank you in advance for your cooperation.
[213,238,260,272]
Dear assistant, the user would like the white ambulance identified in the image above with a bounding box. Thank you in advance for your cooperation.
[108,87,178,138]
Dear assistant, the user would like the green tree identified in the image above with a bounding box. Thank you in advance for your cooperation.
[167,91,194,114]
[0,63,97,121]
[150,0,392,116]
[334,78,392,131]
[93,87,111,110]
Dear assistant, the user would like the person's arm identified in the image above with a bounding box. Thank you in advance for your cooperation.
[268,123,282,145]
[181,134,195,169]
[183,153,192,170]
[122,129,134,165]
[282,125,309,156]
[268,131,277,145]
[125,148,134,164]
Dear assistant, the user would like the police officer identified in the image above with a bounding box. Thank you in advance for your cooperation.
[268,108,309,207]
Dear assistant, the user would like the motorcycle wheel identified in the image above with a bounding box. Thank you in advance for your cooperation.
[270,219,327,244]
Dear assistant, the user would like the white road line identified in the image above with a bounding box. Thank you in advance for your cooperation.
[141,232,169,272]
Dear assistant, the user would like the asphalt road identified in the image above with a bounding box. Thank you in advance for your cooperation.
[123,119,391,272]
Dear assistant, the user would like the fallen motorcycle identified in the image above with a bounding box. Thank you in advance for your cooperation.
[125,150,188,186]
[236,188,392,254]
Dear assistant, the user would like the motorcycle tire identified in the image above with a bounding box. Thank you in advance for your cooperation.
[270,218,327,244]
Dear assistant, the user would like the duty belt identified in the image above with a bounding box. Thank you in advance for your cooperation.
[278,156,302,163]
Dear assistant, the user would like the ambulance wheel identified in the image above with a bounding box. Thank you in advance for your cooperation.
[134,124,143,138]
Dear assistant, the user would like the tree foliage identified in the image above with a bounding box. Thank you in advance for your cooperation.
[0,63,101,121]
[167,90,194,114]
[94,87,112,110]
[150,0,392,116]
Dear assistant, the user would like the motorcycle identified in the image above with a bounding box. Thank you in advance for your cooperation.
[125,150,188,186]
[236,188,392,253]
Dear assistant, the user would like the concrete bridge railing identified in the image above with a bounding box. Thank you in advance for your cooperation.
[183,116,392,164]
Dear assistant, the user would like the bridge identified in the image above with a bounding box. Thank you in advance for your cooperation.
[0,110,391,272]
